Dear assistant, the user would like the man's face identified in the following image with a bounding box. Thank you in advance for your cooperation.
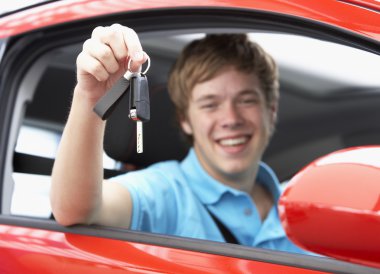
[181,66,276,186]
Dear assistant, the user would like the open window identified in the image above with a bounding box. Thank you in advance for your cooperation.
[1,6,379,273]
[9,27,380,219]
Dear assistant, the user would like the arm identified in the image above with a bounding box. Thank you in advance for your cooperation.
[50,24,147,228]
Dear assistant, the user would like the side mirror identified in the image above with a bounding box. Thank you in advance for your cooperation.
[279,146,380,269]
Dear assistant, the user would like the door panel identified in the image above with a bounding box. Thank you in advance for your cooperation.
[0,224,328,274]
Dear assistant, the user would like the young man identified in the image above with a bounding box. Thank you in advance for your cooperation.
[50,24,305,253]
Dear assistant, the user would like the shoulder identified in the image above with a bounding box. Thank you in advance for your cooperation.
[136,160,185,181]
[110,160,187,191]
[110,160,198,233]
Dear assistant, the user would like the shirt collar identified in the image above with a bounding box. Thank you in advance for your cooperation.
[256,161,282,202]
[180,148,282,205]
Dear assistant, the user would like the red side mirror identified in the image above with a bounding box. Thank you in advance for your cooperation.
[279,146,380,269]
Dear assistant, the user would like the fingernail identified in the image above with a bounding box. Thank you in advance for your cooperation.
[133,52,143,61]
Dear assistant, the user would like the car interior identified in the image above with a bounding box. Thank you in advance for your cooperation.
[8,29,380,220]
[0,7,376,225]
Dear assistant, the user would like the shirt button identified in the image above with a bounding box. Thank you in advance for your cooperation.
[244,208,252,216]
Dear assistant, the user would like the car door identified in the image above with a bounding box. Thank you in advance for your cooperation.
[0,1,379,273]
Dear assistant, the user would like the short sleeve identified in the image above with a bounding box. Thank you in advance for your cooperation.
[110,162,181,234]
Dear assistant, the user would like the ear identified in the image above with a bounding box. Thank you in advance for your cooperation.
[269,103,278,135]
[270,103,278,124]
[180,118,193,135]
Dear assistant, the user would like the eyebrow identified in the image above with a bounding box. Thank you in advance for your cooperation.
[193,88,262,104]
[238,89,261,97]
[194,94,218,104]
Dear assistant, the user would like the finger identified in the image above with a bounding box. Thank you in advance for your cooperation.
[91,25,147,72]
[83,38,119,74]
[142,51,149,67]
[92,24,129,62]
[127,51,150,73]
[120,27,146,71]
[77,51,109,82]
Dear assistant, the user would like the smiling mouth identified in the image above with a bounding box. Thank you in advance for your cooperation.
[218,136,250,147]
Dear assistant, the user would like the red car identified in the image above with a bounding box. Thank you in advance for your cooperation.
[0,0,379,273]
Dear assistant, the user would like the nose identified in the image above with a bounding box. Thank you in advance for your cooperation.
[220,102,243,129]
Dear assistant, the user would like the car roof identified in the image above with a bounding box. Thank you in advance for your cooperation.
[0,0,379,40]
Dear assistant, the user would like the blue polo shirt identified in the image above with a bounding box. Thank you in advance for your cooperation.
[112,148,307,254]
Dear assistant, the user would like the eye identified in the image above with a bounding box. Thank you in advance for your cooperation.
[200,102,217,110]
[238,96,259,105]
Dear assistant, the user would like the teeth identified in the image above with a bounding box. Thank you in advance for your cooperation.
[219,137,247,146]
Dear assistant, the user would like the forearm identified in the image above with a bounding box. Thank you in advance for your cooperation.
[50,24,146,227]
[50,87,105,226]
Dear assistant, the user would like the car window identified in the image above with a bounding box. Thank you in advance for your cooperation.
[12,124,117,217]
[16,125,60,158]
[15,124,117,167]
[7,28,380,247]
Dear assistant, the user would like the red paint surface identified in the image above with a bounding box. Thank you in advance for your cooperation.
[0,224,329,273]
[280,146,380,269]
[0,0,379,40]
[0,1,379,272]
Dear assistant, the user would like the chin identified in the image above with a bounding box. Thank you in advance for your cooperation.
[219,162,250,177]
[220,154,261,174]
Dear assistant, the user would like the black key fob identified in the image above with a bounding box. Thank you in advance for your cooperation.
[129,73,150,122]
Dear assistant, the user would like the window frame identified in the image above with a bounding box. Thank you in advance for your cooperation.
[0,7,379,273]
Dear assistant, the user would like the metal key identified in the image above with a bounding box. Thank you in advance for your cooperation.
[94,56,151,154]
[129,73,150,153]
[129,109,143,153]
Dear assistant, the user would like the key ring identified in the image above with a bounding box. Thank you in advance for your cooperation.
[125,54,151,78]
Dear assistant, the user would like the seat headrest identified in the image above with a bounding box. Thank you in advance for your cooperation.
[104,83,189,167]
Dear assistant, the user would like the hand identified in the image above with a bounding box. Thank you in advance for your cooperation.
[76,24,148,103]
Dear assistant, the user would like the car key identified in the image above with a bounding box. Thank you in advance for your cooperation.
[94,56,151,153]
[129,73,150,153]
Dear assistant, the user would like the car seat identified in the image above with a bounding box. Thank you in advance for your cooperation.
[103,83,189,169]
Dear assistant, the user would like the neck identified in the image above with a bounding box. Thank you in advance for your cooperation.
[203,158,274,221]
[217,168,258,193]
[195,149,259,192]
[193,147,274,221]
[251,183,274,221]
